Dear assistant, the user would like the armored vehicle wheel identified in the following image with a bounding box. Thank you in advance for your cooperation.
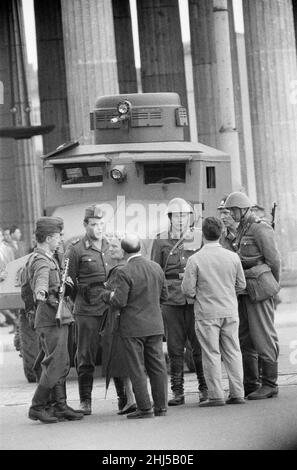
[18,311,39,383]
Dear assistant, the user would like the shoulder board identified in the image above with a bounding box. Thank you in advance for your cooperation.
[71,238,80,245]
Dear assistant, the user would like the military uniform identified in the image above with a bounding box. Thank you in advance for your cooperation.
[151,231,207,404]
[66,233,113,407]
[235,212,281,397]
[28,217,83,423]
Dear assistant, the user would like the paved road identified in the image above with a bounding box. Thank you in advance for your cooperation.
[0,316,296,451]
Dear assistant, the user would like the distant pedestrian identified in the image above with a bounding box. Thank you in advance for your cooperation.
[182,217,246,407]
[9,225,26,259]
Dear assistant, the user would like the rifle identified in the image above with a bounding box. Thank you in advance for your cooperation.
[271,202,277,230]
[55,258,74,327]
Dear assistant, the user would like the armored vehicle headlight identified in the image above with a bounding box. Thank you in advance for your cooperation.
[110,165,127,182]
[117,100,131,115]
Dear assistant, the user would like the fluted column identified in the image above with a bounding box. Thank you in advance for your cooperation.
[0,0,41,248]
[60,0,119,144]
[189,0,218,148]
[293,0,297,52]
[137,0,189,139]
[213,0,242,189]
[112,0,137,94]
[34,0,70,153]
[243,0,297,269]
[189,0,242,188]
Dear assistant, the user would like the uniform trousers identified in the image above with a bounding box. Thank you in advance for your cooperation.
[238,295,279,391]
[36,324,70,390]
[75,315,104,382]
[195,317,244,400]
[121,334,168,411]
[162,304,205,392]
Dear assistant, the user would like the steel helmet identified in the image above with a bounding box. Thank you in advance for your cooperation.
[224,192,252,209]
[166,198,193,215]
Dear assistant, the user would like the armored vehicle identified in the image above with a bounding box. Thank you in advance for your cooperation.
[0,92,231,381]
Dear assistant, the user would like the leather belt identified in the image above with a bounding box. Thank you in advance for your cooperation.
[165,275,180,280]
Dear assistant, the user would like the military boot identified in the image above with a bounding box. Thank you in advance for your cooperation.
[242,354,261,397]
[52,382,84,420]
[78,375,93,415]
[248,362,278,400]
[168,358,185,406]
[113,377,127,411]
[28,385,59,424]
[194,356,208,403]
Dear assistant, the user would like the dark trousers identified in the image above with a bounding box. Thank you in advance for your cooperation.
[36,325,70,390]
[75,315,104,400]
[122,334,168,411]
[162,304,206,393]
[238,295,279,392]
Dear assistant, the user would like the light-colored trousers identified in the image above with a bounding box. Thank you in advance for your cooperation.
[195,316,244,400]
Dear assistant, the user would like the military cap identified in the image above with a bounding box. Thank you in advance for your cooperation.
[35,216,64,235]
[84,204,105,219]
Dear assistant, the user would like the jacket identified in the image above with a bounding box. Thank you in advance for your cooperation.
[235,213,281,282]
[108,255,168,337]
[151,231,199,305]
[29,247,61,328]
[66,235,113,316]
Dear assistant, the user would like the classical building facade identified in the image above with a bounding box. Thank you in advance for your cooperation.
[0,0,296,269]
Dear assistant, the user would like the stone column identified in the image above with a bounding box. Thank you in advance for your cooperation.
[243,0,297,269]
[0,0,41,248]
[136,0,189,139]
[112,0,137,94]
[34,0,70,154]
[60,0,119,144]
[293,0,297,52]
[213,0,242,189]
[189,0,218,148]
[189,0,242,188]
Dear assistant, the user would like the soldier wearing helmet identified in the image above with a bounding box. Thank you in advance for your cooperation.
[66,204,113,415]
[151,197,207,406]
[224,191,281,400]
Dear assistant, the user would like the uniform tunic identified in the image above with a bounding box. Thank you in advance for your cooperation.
[66,235,113,400]
[29,247,70,389]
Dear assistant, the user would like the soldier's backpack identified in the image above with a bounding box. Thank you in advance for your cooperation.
[20,252,48,314]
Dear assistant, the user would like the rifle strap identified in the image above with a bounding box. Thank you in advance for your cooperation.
[163,234,185,276]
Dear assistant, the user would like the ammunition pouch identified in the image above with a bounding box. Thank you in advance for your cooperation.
[244,264,280,303]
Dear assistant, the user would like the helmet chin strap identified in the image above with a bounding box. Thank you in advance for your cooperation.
[240,207,250,221]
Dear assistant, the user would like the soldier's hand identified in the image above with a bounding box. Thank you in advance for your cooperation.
[48,293,59,307]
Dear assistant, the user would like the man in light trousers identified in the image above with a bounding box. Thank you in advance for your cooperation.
[181,217,246,406]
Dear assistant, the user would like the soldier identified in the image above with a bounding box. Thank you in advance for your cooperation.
[151,197,207,406]
[28,217,84,423]
[224,192,281,400]
[66,204,113,415]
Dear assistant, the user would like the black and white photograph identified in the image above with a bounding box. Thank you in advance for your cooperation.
[0,0,297,455]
